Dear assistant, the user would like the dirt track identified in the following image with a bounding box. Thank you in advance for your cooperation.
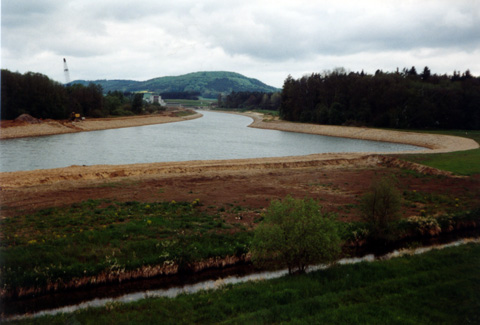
[1,112,479,220]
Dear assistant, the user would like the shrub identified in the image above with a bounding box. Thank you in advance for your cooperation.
[359,176,402,242]
[398,216,441,236]
[251,196,342,274]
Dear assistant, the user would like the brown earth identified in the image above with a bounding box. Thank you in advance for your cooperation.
[0,108,201,140]
[1,111,479,222]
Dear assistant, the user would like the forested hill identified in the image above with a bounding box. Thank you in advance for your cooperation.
[280,68,480,130]
[71,71,279,98]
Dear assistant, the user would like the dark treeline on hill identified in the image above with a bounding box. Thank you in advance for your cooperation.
[218,91,282,111]
[280,67,480,130]
[1,70,103,120]
[1,70,162,120]
[160,91,201,100]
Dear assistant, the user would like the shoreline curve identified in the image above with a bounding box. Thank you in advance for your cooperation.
[241,111,479,154]
[0,110,478,188]
[0,111,203,140]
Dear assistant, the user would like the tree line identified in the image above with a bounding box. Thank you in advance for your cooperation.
[1,70,161,120]
[218,91,281,111]
[280,67,480,130]
[160,91,200,100]
[4,67,479,130]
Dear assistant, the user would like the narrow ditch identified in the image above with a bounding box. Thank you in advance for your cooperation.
[3,233,479,322]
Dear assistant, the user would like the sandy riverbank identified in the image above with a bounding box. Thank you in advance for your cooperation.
[1,110,477,153]
[243,112,479,154]
[0,110,478,190]
[0,110,202,140]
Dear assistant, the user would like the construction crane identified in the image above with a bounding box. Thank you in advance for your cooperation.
[63,58,71,84]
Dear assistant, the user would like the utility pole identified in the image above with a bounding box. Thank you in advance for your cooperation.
[63,58,71,84]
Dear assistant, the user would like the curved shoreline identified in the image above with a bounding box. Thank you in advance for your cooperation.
[0,111,203,140]
[1,109,477,152]
[242,111,479,154]
[0,111,478,188]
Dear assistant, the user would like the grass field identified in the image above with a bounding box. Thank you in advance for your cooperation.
[7,243,480,324]
[164,99,216,107]
[396,130,480,175]
[0,200,251,292]
[1,197,477,299]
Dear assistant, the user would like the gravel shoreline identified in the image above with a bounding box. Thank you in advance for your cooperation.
[0,111,478,189]
[1,110,477,153]
[0,111,202,140]
[243,112,479,154]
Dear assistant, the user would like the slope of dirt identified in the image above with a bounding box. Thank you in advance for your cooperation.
[1,153,478,224]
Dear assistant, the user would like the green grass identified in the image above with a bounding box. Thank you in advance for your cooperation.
[164,99,216,107]
[250,109,280,117]
[396,130,480,175]
[2,198,478,293]
[0,200,251,291]
[8,243,480,324]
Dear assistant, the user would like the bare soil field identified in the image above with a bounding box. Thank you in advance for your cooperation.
[1,111,479,222]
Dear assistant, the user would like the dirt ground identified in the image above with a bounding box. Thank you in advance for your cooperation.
[1,154,479,228]
[0,109,201,140]
[1,112,479,224]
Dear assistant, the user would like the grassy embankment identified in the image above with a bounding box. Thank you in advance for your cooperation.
[6,243,480,324]
[1,197,478,299]
[0,200,251,295]
[395,130,480,176]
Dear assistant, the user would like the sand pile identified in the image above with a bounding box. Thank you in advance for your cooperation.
[14,114,42,124]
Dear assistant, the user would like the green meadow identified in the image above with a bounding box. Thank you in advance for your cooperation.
[397,130,480,176]
[6,243,480,324]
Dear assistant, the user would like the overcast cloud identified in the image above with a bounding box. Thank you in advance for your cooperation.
[2,0,479,88]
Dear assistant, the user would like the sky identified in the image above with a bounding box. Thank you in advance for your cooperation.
[2,0,479,88]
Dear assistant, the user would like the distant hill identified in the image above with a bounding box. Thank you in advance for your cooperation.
[71,71,280,98]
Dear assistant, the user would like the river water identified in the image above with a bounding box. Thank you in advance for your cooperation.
[0,111,422,172]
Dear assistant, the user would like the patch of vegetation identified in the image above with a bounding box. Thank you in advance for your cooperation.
[2,196,478,297]
[359,176,402,243]
[402,189,462,214]
[397,207,480,238]
[0,200,251,291]
[397,130,480,175]
[163,99,216,107]
[251,109,279,117]
[251,196,342,274]
[10,243,480,324]
[172,109,197,117]
[342,206,480,245]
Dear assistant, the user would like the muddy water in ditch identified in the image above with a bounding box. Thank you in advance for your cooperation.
[4,235,479,321]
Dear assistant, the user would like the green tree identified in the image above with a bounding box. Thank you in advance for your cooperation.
[251,196,342,274]
[421,66,431,81]
[132,93,144,114]
[359,176,402,242]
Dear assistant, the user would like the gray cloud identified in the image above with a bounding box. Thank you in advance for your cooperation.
[2,0,479,87]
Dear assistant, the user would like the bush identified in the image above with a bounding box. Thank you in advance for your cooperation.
[111,107,134,116]
[359,176,402,242]
[251,196,342,274]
